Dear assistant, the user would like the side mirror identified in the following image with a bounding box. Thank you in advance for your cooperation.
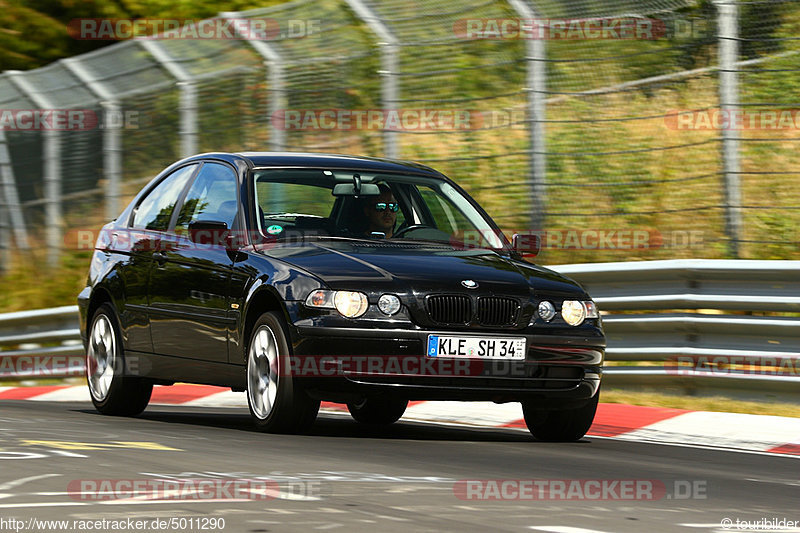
[512,232,540,258]
[187,220,231,247]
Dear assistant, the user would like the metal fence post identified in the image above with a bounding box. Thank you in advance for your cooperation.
[716,0,742,258]
[0,163,8,273]
[138,40,198,157]
[220,12,286,152]
[343,0,399,159]
[0,129,30,252]
[61,59,123,222]
[6,71,62,267]
[508,0,547,230]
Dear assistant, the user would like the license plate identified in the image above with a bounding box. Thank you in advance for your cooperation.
[426,335,526,360]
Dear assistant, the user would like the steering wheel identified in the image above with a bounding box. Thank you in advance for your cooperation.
[393,224,433,238]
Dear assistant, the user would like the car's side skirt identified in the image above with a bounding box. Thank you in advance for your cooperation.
[124,350,246,389]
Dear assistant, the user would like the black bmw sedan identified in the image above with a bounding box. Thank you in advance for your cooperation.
[78,152,604,441]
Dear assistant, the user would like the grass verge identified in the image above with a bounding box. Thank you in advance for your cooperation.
[601,388,800,418]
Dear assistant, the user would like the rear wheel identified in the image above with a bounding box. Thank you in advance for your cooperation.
[347,397,408,425]
[246,311,319,433]
[87,303,152,416]
[522,390,599,442]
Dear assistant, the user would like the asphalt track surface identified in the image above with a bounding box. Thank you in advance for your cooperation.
[0,401,797,533]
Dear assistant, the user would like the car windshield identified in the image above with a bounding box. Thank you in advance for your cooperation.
[251,168,506,251]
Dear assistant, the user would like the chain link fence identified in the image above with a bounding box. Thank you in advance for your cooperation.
[0,0,798,270]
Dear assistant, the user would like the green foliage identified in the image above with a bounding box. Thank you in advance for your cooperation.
[0,0,286,71]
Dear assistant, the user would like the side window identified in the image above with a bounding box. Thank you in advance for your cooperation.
[174,162,238,235]
[132,164,197,231]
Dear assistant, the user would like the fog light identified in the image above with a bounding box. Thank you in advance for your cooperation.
[561,300,586,326]
[537,300,556,322]
[333,291,369,318]
[378,294,401,315]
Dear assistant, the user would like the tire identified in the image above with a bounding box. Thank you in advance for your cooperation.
[347,397,408,425]
[86,303,152,416]
[522,390,599,442]
[246,311,320,433]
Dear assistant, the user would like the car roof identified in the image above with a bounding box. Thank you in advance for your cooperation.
[186,151,443,177]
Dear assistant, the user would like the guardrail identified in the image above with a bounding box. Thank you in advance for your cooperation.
[555,259,800,402]
[1,259,798,401]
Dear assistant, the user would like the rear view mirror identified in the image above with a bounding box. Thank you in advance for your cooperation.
[512,232,540,258]
[332,182,380,197]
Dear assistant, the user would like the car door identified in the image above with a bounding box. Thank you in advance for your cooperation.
[121,163,199,353]
[147,161,240,363]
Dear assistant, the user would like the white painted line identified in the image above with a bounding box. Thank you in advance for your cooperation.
[29,387,89,402]
[0,502,88,508]
[99,498,275,505]
[530,527,612,533]
[589,434,800,459]
[404,401,522,427]
[0,473,61,490]
[621,411,800,452]
[180,390,247,408]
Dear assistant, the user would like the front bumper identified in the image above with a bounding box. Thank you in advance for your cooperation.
[288,319,604,405]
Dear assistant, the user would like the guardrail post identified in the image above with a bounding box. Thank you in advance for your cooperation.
[0,129,30,256]
[6,71,62,268]
[343,0,400,159]
[508,0,547,230]
[61,58,123,222]
[716,0,742,258]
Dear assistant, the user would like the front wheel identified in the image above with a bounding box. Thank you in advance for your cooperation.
[87,303,152,416]
[246,311,319,433]
[347,397,408,425]
[522,390,599,442]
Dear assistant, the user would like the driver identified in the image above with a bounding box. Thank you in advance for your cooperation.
[362,184,398,238]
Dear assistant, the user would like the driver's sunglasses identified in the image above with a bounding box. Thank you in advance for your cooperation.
[374,202,399,213]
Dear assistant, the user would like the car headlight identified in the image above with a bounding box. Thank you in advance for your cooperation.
[561,300,586,326]
[304,289,369,318]
[334,291,369,318]
[560,300,598,326]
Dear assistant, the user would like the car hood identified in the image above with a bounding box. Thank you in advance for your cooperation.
[257,240,585,297]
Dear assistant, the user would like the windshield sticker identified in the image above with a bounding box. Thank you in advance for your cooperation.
[266,225,284,235]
